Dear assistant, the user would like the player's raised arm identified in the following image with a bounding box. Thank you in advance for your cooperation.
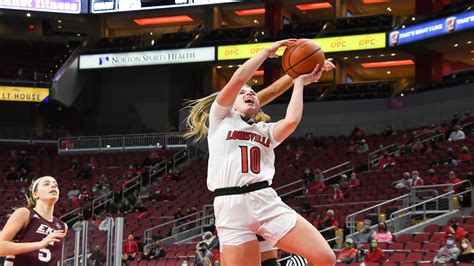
[216,39,296,108]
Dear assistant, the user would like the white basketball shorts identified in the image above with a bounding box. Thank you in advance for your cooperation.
[213,187,297,249]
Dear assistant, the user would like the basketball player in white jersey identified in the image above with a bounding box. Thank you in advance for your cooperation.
[185,39,336,265]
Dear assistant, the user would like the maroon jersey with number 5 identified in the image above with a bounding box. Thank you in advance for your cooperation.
[4,208,65,266]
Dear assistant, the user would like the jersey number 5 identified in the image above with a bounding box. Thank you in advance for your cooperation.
[239,146,261,174]
[38,248,51,262]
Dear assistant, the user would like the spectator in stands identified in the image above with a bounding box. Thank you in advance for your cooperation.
[348,173,361,188]
[338,174,349,189]
[174,208,184,225]
[381,125,394,136]
[351,126,367,141]
[4,149,19,167]
[337,237,357,263]
[375,152,394,170]
[194,241,213,266]
[357,139,369,154]
[364,239,386,263]
[393,172,412,190]
[412,171,424,186]
[434,234,460,264]
[458,238,474,262]
[142,240,166,260]
[443,218,466,243]
[67,185,80,200]
[357,219,375,244]
[79,187,90,202]
[119,199,132,214]
[322,209,340,239]
[449,125,466,141]
[313,135,327,149]
[372,221,393,243]
[87,157,98,171]
[458,146,472,163]
[426,169,440,185]
[161,186,176,201]
[5,166,18,181]
[122,234,139,263]
[132,199,146,213]
[303,168,315,186]
[106,201,118,214]
[306,176,326,194]
[89,245,106,266]
[18,168,30,182]
[327,184,344,202]
[451,113,461,126]
[17,150,30,172]
[70,158,80,171]
[312,213,324,230]
[432,148,458,167]
[346,140,358,154]
[445,171,463,191]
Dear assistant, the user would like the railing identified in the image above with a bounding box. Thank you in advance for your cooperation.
[173,149,189,170]
[411,180,472,204]
[121,175,142,200]
[390,190,455,233]
[345,194,410,235]
[0,127,67,144]
[60,207,82,225]
[367,143,400,170]
[58,133,187,154]
[276,161,354,198]
[143,211,205,244]
[92,191,114,215]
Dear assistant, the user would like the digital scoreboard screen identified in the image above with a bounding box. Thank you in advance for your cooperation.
[91,0,241,13]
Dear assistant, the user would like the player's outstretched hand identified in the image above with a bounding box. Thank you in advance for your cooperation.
[266,39,297,58]
[295,64,324,85]
[39,230,65,249]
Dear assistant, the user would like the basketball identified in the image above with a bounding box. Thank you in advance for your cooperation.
[282,39,325,79]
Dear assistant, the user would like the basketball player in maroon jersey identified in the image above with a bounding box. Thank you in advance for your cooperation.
[0,176,67,265]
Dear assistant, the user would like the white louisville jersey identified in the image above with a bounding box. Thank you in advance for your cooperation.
[207,101,281,191]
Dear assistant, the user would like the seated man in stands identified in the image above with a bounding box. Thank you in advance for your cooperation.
[303,167,315,186]
[381,125,394,136]
[5,166,18,181]
[338,174,349,189]
[426,169,440,185]
[357,139,369,154]
[356,219,375,244]
[372,221,393,243]
[434,234,460,264]
[393,172,412,190]
[364,239,386,263]
[443,218,466,243]
[458,146,472,163]
[375,152,394,170]
[142,240,166,260]
[458,238,474,263]
[337,237,357,263]
[351,126,367,141]
[449,125,466,141]
[67,184,80,201]
[445,171,463,191]
[412,170,424,187]
[306,176,326,194]
[348,173,361,188]
[122,234,139,264]
[327,184,344,202]
[90,245,106,266]
[194,241,213,266]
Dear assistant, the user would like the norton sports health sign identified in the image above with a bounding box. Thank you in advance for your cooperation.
[79,47,215,69]
[0,86,49,102]
[218,33,386,61]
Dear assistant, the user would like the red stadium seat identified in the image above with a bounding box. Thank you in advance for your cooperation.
[405,242,422,250]
[423,241,440,251]
[395,234,412,243]
[406,252,423,262]
[412,233,430,242]
[389,252,406,262]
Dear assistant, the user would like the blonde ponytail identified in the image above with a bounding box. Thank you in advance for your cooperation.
[184,89,271,142]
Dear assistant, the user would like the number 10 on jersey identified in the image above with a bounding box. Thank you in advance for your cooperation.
[239,145,261,174]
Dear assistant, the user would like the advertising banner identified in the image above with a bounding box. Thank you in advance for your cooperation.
[91,0,241,13]
[218,33,386,60]
[79,47,215,69]
[389,10,474,46]
[0,86,49,102]
[0,0,84,14]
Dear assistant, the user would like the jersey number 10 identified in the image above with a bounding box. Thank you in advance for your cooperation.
[239,146,261,174]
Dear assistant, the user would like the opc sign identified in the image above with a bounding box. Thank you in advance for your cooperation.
[217,33,386,60]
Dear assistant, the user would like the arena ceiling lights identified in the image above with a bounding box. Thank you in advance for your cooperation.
[234,8,265,16]
[133,15,193,26]
[361,59,414,68]
[296,2,332,10]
